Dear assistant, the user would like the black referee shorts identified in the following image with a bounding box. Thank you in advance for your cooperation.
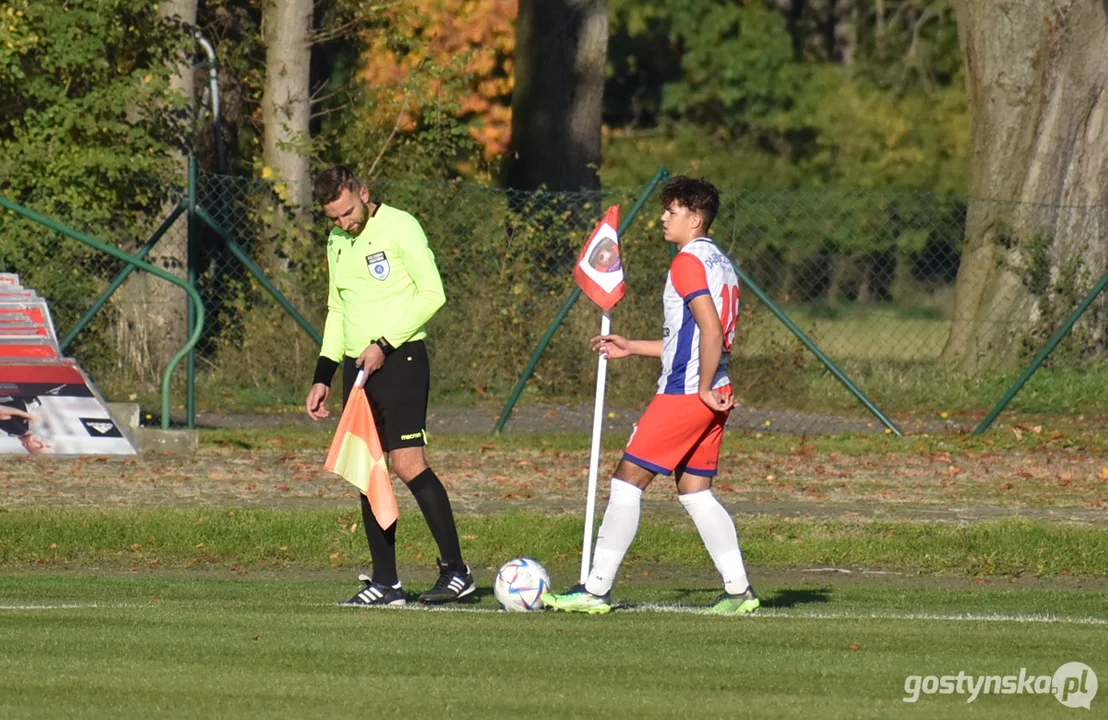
[342,341,430,452]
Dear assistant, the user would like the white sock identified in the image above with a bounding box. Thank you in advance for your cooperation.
[679,489,750,595]
[585,478,642,596]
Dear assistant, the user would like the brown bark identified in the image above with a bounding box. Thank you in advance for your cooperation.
[941,0,1108,372]
[262,0,313,213]
[113,0,196,383]
[503,0,607,191]
[826,253,859,304]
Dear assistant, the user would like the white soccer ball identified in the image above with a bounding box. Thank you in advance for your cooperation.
[493,557,551,612]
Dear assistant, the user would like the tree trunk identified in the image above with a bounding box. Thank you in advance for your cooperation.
[941,0,1108,372]
[826,253,856,305]
[835,1,863,68]
[773,0,808,60]
[856,254,873,304]
[262,0,313,213]
[114,0,196,384]
[890,249,912,304]
[503,0,607,191]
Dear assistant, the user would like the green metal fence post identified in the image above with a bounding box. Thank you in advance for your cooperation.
[187,156,199,428]
[494,167,671,433]
[195,206,323,346]
[730,263,903,436]
[0,195,204,430]
[974,268,1108,435]
[60,200,186,351]
[494,287,582,433]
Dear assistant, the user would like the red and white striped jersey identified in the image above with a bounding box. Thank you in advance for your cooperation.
[657,238,740,395]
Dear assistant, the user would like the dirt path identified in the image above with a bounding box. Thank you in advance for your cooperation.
[173,403,965,435]
[3,444,1105,526]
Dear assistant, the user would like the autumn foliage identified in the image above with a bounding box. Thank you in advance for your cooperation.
[360,0,516,159]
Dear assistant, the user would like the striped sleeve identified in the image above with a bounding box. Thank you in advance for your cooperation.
[669,253,709,300]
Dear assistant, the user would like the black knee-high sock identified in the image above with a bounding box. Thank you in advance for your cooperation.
[407,468,463,567]
[360,494,399,587]
[342,357,399,587]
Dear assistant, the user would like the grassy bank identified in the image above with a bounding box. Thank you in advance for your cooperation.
[120,360,1108,421]
[2,508,1105,578]
[200,423,1108,454]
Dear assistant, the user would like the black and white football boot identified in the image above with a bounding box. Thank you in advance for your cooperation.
[419,559,476,604]
[340,575,406,608]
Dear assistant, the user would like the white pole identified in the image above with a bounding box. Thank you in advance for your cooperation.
[580,311,611,584]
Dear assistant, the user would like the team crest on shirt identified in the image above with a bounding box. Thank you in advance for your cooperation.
[366,251,390,280]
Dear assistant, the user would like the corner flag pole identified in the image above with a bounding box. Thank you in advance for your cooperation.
[580,310,611,584]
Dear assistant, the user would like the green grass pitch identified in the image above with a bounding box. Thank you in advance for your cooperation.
[1,574,1103,719]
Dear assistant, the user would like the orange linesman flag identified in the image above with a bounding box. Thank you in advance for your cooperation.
[324,378,398,530]
[573,205,625,311]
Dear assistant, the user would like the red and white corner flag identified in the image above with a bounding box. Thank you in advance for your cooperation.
[573,204,623,584]
[574,205,624,311]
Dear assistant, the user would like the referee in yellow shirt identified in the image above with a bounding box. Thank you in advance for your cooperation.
[306,166,473,606]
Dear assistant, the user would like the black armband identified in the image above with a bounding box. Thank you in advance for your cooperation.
[374,337,395,356]
[312,356,339,387]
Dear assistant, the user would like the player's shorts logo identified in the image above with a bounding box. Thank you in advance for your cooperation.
[366,252,390,281]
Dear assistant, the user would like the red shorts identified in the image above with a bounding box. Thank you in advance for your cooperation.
[622,387,731,477]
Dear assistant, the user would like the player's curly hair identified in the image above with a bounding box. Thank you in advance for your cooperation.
[661,176,720,231]
[313,166,363,206]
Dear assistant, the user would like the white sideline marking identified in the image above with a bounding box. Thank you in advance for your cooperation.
[634,607,1108,626]
[0,604,103,610]
[333,603,1108,625]
[4,602,1105,626]
[0,603,137,611]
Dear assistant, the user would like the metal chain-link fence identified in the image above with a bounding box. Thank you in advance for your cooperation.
[713,192,1106,432]
[2,169,1105,434]
[0,189,189,383]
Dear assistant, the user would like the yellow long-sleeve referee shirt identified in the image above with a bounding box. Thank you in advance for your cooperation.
[319,203,445,363]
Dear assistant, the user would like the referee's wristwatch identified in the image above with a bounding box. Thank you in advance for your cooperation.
[374,337,395,357]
